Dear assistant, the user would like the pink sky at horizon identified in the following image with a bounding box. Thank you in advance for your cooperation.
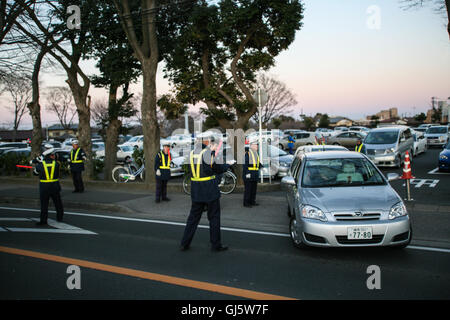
[0,0,449,129]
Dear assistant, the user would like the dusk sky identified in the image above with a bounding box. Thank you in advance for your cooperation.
[1,0,449,129]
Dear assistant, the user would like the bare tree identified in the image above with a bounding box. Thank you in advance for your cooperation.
[252,74,298,128]
[45,86,77,130]
[401,0,450,39]
[3,74,31,141]
[15,0,95,177]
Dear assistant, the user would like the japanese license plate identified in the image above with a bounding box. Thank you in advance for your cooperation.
[347,227,373,240]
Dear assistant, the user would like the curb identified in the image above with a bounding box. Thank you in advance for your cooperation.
[0,197,135,215]
[0,177,281,193]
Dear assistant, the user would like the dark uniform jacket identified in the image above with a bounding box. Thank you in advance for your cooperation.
[154,151,171,181]
[243,148,262,182]
[35,158,62,193]
[190,144,230,203]
[70,148,86,172]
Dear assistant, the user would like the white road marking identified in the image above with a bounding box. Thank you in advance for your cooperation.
[402,179,439,188]
[0,206,449,254]
[428,167,450,175]
[5,228,97,235]
[0,214,97,235]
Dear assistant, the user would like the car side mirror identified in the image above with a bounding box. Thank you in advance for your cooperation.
[387,173,399,181]
[281,176,296,189]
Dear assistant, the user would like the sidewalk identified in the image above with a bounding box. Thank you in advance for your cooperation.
[0,176,449,237]
[0,178,289,234]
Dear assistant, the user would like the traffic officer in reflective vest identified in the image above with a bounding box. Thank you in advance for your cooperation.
[355,138,364,153]
[69,140,86,193]
[287,132,295,154]
[243,139,262,208]
[154,142,171,203]
[180,135,235,252]
[33,148,64,225]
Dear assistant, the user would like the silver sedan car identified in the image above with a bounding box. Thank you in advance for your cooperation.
[281,151,412,249]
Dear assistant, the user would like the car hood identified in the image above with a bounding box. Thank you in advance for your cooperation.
[363,143,397,150]
[277,154,294,163]
[300,185,400,212]
[440,149,450,157]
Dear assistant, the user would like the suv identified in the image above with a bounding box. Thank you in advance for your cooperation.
[424,126,449,147]
[363,126,414,168]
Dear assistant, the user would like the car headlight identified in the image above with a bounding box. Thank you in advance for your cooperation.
[389,202,408,220]
[300,205,327,222]
[440,155,448,160]
[384,148,395,154]
[280,162,290,167]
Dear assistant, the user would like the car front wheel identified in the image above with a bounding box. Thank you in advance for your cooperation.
[289,216,308,249]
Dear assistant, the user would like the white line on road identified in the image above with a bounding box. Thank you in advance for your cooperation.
[428,167,450,175]
[1,206,449,254]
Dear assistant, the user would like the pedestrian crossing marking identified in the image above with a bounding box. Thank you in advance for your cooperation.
[0,217,97,235]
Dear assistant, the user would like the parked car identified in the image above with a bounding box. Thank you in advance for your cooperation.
[160,134,193,149]
[169,150,186,177]
[333,127,349,133]
[122,135,144,149]
[363,126,414,168]
[279,132,322,150]
[40,141,62,152]
[424,125,449,147]
[1,147,31,158]
[281,151,412,249]
[294,144,349,157]
[349,126,371,134]
[96,144,135,162]
[326,131,367,148]
[412,131,427,157]
[0,142,29,150]
[315,128,334,137]
[263,145,294,178]
[438,141,450,172]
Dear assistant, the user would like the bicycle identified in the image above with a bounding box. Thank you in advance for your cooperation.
[182,166,237,195]
[112,158,145,183]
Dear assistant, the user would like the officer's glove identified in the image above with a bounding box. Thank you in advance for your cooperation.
[226,159,236,165]
[246,174,251,179]
[36,155,43,163]
[156,169,161,176]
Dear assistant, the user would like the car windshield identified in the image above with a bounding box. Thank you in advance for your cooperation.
[365,131,398,144]
[128,136,140,142]
[426,127,447,134]
[302,158,386,188]
[121,145,133,152]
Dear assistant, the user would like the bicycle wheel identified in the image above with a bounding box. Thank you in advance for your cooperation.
[112,166,131,183]
[182,173,191,195]
[219,171,236,194]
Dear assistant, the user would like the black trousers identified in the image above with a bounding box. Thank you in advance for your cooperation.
[72,171,84,192]
[155,179,168,200]
[40,189,64,223]
[181,199,221,249]
[244,180,258,205]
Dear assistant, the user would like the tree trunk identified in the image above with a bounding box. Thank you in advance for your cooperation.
[103,84,120,181]
[66,71,92,180]
[27,46,46,158]
[141,60,160,187]
[104,119,121,181]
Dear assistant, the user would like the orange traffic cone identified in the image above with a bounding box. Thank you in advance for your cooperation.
[400,151,415,180]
